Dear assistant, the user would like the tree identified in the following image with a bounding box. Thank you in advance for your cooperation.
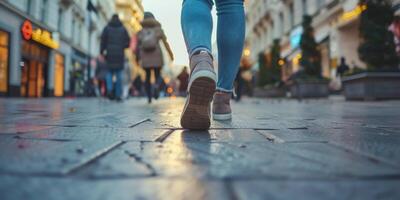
[299,15,322,78]
[257,52,269,87]
[358,0,399,70]
[269,39,282,84]
[257,40,282,87]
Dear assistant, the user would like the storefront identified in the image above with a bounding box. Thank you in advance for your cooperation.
[19,20,60,97]
[330,4,367,71]
[0,1,83,98]
[0,29,9,96]
[69,49,88,96]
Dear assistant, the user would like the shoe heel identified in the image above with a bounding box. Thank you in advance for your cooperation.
[181,77,216,130]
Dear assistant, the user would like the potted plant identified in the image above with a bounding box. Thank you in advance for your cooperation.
[255,39,286,97]
[290,15,329,98]
[342,0,400,100]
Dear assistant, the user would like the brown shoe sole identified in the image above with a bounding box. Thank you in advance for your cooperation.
[181,77,216,130]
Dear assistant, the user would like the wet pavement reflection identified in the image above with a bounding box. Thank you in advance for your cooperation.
[0,97,400,199]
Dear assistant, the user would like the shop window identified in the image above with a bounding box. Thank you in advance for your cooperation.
[0,30,9,93]
[40,0,48,22]
[54,53,64,97]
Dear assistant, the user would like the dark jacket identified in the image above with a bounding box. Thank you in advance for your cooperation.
[137,18,167,68]
[100,18,130,70]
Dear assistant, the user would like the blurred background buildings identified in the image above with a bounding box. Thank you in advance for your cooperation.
[0,0,398,98]
[0,0,173,98]
[244,0,400,82]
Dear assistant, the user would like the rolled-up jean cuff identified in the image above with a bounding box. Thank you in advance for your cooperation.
[190,47,212,57]
[216,87,234,93]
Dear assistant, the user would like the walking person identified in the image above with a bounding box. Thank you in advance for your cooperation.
[336,57,350,77]
[94,56,108,97]
[100,14,130,101]
[180,0,245,129]
[234,67,244,102]
[136,12,173,104]
[177,66,189,96]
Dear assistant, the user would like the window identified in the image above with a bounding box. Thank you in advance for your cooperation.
[26,0,32,14]
[54,53,64,97]
[270,21,274,42]
[57,8,64,32]
[78,22,83,45]
[318,0,326,9]
[0,30,9,93]
[40,0,48,22]
[279,12,284,35]
[71,18,76,40]
[302,0,307,16]
[289,3,294,28]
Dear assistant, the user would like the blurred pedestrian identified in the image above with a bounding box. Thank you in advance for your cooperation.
[177,66,189,96]
[121,59,132,100]
[132,75,144,96]
[95,56,108,97]
[234,67,243,102]
[180,0,245,129]
[136,12,173,104]
[389,16,400,56]
[100,14,130,101]
[337,57,350,77]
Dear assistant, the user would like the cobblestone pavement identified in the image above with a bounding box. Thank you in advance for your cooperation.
[0,97,400,200]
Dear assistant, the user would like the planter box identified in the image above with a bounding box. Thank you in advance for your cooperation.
[290,80,329,98]
[253,87,286,98]
[342,72,400,100]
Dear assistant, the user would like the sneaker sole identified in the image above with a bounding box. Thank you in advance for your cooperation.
[181,76,216,130]
[213,113,232,121]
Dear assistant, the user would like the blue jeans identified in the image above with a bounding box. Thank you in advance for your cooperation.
[181,0,245,92]
[106,69,123,98]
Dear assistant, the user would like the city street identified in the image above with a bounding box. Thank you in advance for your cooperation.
[0,97,400,199]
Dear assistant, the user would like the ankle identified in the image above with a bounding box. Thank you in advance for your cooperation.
[215,90,231,95]
[191,49,213,59]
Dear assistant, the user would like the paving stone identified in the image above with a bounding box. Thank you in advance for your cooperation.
[165,129,268,143]
[232,180,400,200]
[73,143,153,178]
[15,124,166,142]
[258,128,400,166]
[0,175,230,200]
[0,123,54,134]
[0,97,400,199]
[0,136,121,175]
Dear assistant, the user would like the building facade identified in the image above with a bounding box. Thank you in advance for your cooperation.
[0,0,114,97]
[245,0,400,81]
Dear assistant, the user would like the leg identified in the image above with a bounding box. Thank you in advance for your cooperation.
[216,0,245,92]
[154,68,162,86]
[153,68,162,99]
[114,69,123,99]
[105,70,113,97]
[212,0,245,120]
[144,68,152,103]
[181,0,214,55]
[180,0,217,130]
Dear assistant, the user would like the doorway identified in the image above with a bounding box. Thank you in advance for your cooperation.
[0,29,9,95]
[20,40,49,97]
